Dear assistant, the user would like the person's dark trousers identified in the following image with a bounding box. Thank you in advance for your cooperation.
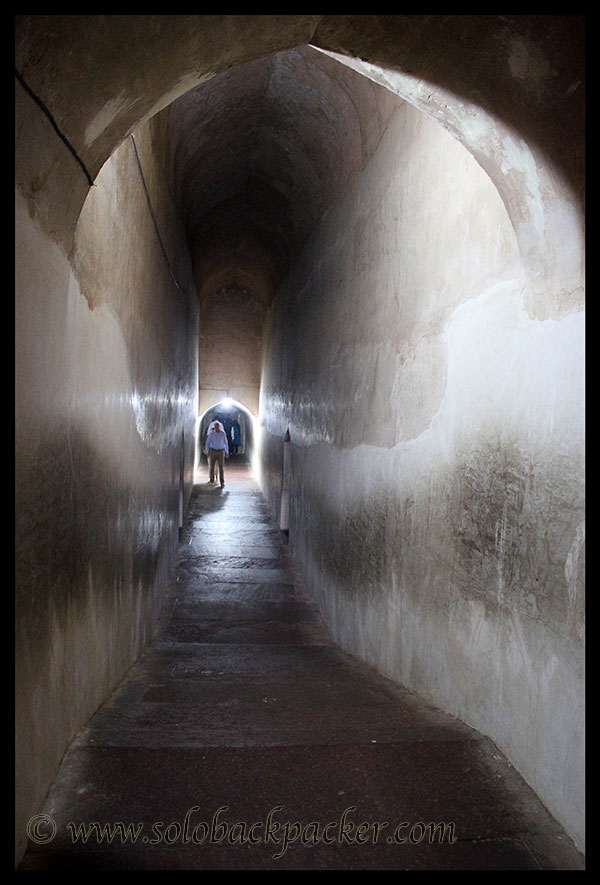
[208,449,225,485]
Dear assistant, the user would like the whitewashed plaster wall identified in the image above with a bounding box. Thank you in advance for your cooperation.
[258,102,585,849]
[15,122,199,863]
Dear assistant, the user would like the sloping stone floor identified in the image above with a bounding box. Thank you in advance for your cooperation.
[18,459,584,870]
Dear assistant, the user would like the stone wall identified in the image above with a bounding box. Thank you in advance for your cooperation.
[198,285,266,418]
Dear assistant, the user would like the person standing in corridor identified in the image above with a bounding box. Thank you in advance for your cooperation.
[205,420,229,487]
[230,419,242,456]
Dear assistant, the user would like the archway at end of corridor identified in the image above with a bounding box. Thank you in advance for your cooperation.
[196,398,256,480]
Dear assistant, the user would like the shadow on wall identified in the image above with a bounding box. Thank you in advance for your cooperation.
[197,399,255,470]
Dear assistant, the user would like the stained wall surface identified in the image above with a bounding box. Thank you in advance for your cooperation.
[198,285,266,417]
[15,121,199,862]
[258,101,585,848]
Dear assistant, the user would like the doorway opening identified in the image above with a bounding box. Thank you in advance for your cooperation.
[196,398,256,479]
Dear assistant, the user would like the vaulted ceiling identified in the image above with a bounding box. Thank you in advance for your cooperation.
[152,46,402,305]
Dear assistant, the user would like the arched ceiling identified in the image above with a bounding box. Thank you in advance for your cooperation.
[16,15,584,289]
[152,46,403,305]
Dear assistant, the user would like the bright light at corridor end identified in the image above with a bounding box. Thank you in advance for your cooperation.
[194,396,260,484]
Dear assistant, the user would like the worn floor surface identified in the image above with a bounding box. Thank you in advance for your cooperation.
[19,460,584,870]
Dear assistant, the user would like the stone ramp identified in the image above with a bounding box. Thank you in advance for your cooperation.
[19,462,584,870]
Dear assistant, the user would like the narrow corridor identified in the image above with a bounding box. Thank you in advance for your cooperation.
[19,462,583,870]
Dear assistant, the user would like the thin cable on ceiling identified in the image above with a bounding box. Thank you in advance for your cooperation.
[15,66,95,188]
[130,133,187,299]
